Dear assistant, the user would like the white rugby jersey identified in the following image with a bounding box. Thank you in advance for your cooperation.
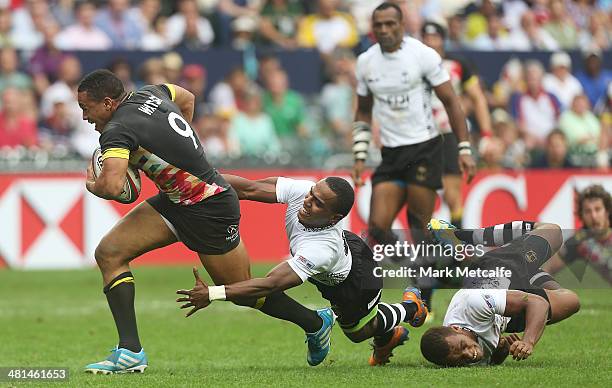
[356,37,450,147]
[443,289,510,365]
[276,177,352,286]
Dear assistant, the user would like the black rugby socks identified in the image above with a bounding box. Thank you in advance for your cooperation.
[104,271,142,353]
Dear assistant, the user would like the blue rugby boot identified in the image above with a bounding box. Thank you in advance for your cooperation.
[85,346,148,374]
[306,307,335,366]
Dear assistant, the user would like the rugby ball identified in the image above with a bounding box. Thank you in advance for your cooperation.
[91,147,141,204]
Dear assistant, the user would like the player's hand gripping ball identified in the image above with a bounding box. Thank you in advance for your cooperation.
[91,147,141,204]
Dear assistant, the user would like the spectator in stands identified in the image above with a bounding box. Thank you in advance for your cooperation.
[38,85,77,155]
[389,0,422,39]
[55,1,112,50]
[231,16,258,50]
[10,0,50,51]
[262,69,308,145]
[229,86,281,158]
[166,0,214,49]
[162,52,183,85]
[296,0,358,55]
[596,83,611,168]
[141,15,170,51]
[50,0,76,28]
[181,64,208,122]
[259,0,304,48]
[108,57,136,92]
[464,0,499,42]
[559,93,602,163]
[510,60,561,150]
[210,67,252,117]
[128,0,161,34]
[542,51,583,109]
[216,0,262,46]
[95,0,143,49]
[0,8,14,48]
[543,0,579,49]
[576,47,612,108]
[470,13,511,51]
[139,56,167,85]
[507,10,559,51]
[445,14,466,50]
[566,0,596,31]
[502,0,529,33]
[530,129,574,168]
[28,21,69,97]
[0,47,33,95]
[478,135,505,171]
[257,54,282,86]
[578,10,611,50]
[492,108,527,169]
[490,58,525,109]
[320,49,355,151]
[0,88,38,148]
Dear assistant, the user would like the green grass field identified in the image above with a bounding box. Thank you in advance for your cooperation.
[1,265,611,387]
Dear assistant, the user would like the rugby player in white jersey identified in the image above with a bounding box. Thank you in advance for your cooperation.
[351,2,476,311]
[420,219,581,366]
[176,175,429,366]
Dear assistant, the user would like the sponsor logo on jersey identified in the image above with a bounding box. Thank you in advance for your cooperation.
[483,294,495,309]
[296,255,315,269]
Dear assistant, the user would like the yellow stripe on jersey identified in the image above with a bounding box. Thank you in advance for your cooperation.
[109,276,134,290]
[463,75,479,89]
[102,148,130,160]
[165,83,176,101]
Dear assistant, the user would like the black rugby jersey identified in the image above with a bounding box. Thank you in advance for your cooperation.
[99,84,227,205]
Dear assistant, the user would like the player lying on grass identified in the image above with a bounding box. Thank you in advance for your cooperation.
[420,219,581,366]
[176,175,428,366]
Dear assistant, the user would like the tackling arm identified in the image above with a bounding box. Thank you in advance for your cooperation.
[221,174,279,203]
[503,290,550,360]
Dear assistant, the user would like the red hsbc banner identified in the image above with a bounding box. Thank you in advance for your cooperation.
[0,169,610,269]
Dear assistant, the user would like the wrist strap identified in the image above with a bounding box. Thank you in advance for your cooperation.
[352,121,372,161]
[209,285,226,301]
[458,141,471,149]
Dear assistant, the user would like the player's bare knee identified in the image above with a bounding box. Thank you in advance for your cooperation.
[534,222,563,252]
[94,242,125,271]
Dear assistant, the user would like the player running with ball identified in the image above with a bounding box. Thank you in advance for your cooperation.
[177,175,428,366]
[78,70,333,374]
[420,219,580,366]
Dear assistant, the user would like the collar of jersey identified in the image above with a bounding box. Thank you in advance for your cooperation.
[299,221,335,232]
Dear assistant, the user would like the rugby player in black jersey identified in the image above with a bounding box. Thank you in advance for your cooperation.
[78,69,333,374]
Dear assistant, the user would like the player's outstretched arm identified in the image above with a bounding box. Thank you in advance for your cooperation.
[168,84,195,122]
[222,174,279,203]
[86,157,128,199]
[503,290,550,361]
[176,263,302,317]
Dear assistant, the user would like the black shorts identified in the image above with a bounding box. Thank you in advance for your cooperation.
[465,234,554,289]
[505,288,552,333]
[309,231,383,329]
[371,135,443,190]
[147,188,241,255]
[441,132,461,175]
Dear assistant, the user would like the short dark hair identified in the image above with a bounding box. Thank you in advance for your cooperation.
[324,177,354,218]
[577,184,612,226]
[372,2,403,22]
[78,69,125,101]
[420,326,455,366]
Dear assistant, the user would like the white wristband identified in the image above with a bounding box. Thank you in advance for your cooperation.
[208,285,226,301]
[458,141,471,149]
[459,148,472,156]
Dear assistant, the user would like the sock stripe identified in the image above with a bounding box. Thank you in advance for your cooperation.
[377,303,390,330]
[493,224,505,246]
[512,221,523,239]
[110,277,134,291]
[390,303,407,323]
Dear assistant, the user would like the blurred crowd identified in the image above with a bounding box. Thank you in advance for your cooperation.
[0,0,610,169]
